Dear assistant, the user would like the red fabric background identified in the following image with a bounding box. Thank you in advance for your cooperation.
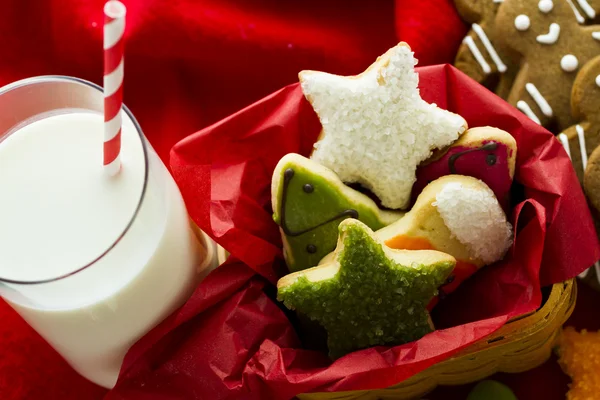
[0,0,598,399]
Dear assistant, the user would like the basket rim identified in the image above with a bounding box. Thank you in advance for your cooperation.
[299,279,577,399]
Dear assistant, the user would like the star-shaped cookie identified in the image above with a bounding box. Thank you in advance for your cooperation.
[277,219,455,359]
[299,42,468,210]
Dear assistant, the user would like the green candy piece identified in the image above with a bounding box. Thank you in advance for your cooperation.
[277,219,455,359]
[272,153,402,272]
[467,380,518,400]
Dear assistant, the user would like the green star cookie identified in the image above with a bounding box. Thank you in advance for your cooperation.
[277,219,455,359]
[272,153,402,273]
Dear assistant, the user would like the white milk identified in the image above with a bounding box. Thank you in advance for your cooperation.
[0,112,216,388]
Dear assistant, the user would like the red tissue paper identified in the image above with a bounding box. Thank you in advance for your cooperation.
[106,64,600,400]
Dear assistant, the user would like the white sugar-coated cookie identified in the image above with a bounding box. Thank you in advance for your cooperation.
[299,42,467,210]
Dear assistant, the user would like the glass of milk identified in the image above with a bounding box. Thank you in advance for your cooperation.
[0,76,218,388]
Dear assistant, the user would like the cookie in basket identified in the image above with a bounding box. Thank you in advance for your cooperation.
[413,126,517,209]
[271,153,402,273]
[377,175,513,293]
[300,42,467,210]
[273,128,516,274]
[277,219,455,359]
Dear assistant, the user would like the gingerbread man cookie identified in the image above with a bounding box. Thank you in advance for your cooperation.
[582,139,600,291]
[560,55,600,291]
[453,0,520,99]
[495,0,600,132]
[558,55,600,182]
[585,147,600,220]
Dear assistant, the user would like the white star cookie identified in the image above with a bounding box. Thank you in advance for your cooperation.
[300,42,468,210]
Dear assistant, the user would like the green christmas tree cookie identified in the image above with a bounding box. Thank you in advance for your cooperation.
[272,153,402,273]
[277,219,455,359]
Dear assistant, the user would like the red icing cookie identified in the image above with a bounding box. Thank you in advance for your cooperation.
[414,126,517,210]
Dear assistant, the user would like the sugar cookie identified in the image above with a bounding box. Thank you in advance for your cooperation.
[300,42,467,210]
[272,153,402,272]
[414,127,517,209]
[376,175,513,293]
[277,219,455,359]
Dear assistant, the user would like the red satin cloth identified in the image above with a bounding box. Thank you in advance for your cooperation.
[0,0,597,399]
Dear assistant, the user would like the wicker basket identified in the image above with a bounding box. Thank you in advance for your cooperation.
[215,248,576,399]
[296,279,577,400]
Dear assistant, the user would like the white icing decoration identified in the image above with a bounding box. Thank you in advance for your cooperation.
[561,54,579,72]
[577,125,588,169]
[515,14,531,31]
[577,0,596,18]
[517,101,541,124]
[472,23,507,73]
[538,0,554,13]
[526,83,553,117]
[593,32,600,40]
[537,23,560,44]
[566,0,586,23]
[493,0,504,2]
[558,133,572,159]
[463,36,491,74]
[596,74,600,87]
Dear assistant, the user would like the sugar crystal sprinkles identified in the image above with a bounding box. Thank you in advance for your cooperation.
[276,220,455,359]
[299,43,467,210]
[433,181,513,264]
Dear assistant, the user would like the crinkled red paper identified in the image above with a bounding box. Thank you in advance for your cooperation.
[105,64,600,400]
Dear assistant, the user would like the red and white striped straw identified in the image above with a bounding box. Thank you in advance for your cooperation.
[103,0,126,176]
